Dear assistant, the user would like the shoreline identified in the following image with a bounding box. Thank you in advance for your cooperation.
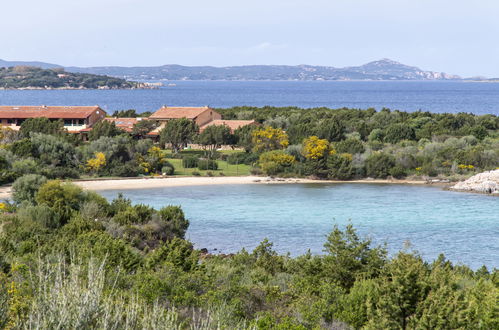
[0,176,442,200]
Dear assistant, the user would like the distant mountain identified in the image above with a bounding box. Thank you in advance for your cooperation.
[0,58,466,81]
[66,59,462,81]
[0,59,62,69]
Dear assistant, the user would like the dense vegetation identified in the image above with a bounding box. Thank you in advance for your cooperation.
[0,179,496,328]
[0,66,138,89]
[1,107,498,185]
[218,106,499,179]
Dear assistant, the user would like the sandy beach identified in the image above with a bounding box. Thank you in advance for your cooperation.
[0,176,434,200]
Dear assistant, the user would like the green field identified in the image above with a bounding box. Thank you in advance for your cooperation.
[164,149,252,176]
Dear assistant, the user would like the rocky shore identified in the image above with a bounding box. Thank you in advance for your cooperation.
[451,170,499,195]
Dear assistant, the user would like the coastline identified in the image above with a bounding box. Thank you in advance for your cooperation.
[0,176,438,199]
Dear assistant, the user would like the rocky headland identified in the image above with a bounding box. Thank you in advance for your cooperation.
[451,170,499,195]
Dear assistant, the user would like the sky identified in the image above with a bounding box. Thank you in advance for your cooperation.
[1,0,499,77]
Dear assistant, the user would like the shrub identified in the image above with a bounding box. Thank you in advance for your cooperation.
[206,171,214,177]
[384,123,416,144]
[365,153,396,178]
[11,174,48,204]
[227,152,258,165]
[258,150,296,175]
[192,171,201,176]
[335,138,365,154]
[327,154,355,180]
[389,165,407,179]
[161,165,175,175]
[198,159,218,170]
[182,156,199,168]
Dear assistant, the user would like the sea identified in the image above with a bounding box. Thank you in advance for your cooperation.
[99,183,499,270]
[1,80,499,115]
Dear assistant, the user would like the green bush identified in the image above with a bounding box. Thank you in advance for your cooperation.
[365,153,396,178]
[198,159,218,170]
[227,152,258,165]
[11,174,48,204]
[182,156,199,168]
[161,162,175,175]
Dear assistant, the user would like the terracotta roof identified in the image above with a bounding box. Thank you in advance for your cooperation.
[200,120,256,133]
[149,106,213,119]
[104,117,141,132]
[0,105,104,119]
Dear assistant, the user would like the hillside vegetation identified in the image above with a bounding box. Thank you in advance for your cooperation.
[0,66,139,89]
[0,180,497,328]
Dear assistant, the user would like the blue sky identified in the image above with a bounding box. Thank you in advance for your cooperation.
[2,0,498,77]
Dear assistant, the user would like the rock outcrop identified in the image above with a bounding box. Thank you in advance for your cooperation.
[451,170,499,195]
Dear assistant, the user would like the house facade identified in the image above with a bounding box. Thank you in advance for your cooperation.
[0,105,106,132]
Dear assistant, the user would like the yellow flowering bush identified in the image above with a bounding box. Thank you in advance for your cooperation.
[252,126,289,153]
[86,152,106,173]
[302,136,330,160]
[457,164,474,170]
[258,150,295,175]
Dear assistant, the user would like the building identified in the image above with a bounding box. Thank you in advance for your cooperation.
[0,105,106,132]
[104,117,143,132]
[199,119,257,133]
[149,106,221,127]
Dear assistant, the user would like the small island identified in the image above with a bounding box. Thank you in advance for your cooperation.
[0,66,148,89]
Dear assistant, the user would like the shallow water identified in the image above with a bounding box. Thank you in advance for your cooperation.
[99,183,499,269]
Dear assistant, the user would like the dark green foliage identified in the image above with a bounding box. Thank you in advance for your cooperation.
[0,66,137,89]
[159,118,199,153]
[131,119,159,137]
[317,118,346,142]
[198,159,218,170]
[197,124,233,156]
[327,154,355,180]
[335,138,365,154]
[182,155,199,168]
[20,117,64,137]
[87,120,124,140]
[384,123,416,144]
[365,152,396,178]
[227,152,259,165]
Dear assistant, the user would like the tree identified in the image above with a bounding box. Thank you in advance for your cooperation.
[335,138,365,154]
[20,118,64,137]
[131,120,158,137]
[88,120,124,141]
[252,126,289,153]
[197,125,232,157]
[323,224,387,290]
[159,118,199,153]
[384,123,416,144]
[317,118,346,142]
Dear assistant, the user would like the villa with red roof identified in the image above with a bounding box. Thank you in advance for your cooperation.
[0,105,106,132]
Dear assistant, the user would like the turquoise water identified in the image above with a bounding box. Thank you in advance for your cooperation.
[99,183,499,269]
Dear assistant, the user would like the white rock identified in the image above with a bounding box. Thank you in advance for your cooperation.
[451,170,499,194]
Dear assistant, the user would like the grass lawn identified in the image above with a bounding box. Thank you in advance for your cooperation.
[164,149,252,176]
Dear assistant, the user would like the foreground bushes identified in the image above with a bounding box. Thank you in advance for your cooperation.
[0,177,497,328]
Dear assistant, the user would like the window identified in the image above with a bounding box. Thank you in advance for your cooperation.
[64,119,72,126]
[7,119,13,124]
[78,119,84,125]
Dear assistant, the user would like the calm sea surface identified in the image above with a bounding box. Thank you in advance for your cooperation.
[1,81,499,115]
[99,183,499,270]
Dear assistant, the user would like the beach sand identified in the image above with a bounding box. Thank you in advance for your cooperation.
[0,176,432,200]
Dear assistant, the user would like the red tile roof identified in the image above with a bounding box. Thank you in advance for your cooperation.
[149,106,213,119]
[104,117,141,132]
[0,106,104,119]
[200,120,256,133]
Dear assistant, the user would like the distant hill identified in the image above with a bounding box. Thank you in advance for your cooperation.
[66,59,462,81]
[0,58,478,81]
[0,59,62,69]
[0,66,143,89]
